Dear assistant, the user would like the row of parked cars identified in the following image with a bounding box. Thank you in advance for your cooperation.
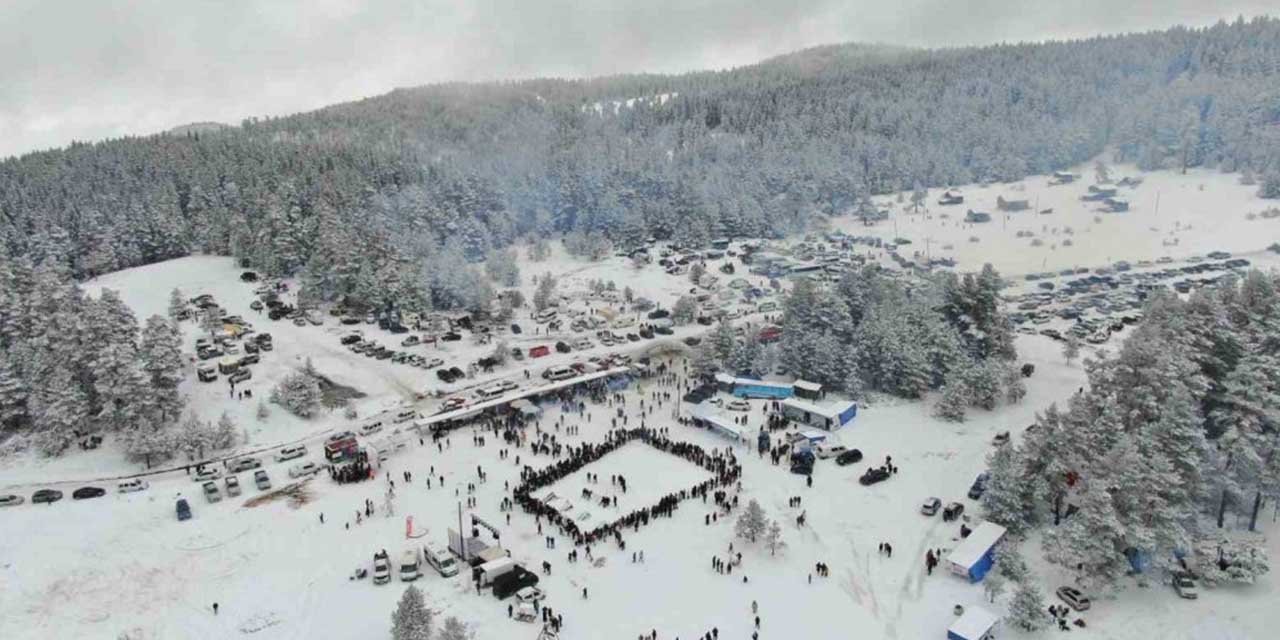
[2,477,151,507]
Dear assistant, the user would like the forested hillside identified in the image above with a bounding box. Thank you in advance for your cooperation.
[2,18,1280,313]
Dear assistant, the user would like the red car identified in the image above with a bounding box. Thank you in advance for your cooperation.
[528,345,551,358]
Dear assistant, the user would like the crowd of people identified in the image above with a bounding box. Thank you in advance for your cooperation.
[512,426,742,547]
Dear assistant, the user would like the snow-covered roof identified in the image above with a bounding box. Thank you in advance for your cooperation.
[714,373,737,385]
[948,606,998,640]
[946,522,1007,569]
[793,380,823,392]
[690,404,747,440]
[411,366,630,431]
[781,397,854,420]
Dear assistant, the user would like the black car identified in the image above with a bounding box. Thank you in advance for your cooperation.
[555,341,572,353]
[239,353,260,366]
[510,324,523,335]
[437,369,456,383]
[249,300,264,311]
[683,337,702,346]
[859,468,891,486]
[341,334,362,345]
[647,309,670,320]
[835,449,863,466]
[32,489,64,504]
[243,341,260,354]
[441,332,462,342]
[341,316,361,325]
[72,486,107,500]
[655,326,674,335]
[967,472,991,499]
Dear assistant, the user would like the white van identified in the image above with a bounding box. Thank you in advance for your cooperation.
[399,549,421,582]
[815,443,848,459]
[275,445,307,462]
[542,366,576,382]
[534,309,558,324]
[424,542,459,577]
[475,384,507,401]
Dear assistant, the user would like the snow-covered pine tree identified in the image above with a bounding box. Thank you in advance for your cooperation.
[139,315,185,424]
[690,344,720,380]
[532,272,558,312]
[966,360,1002,410]
[735,499,768,542]
[981,443,1036,534]
[180,413,213,460]
[1063,333,1082,363]
[709,320,737,367]
[1001,362,1027,403]
[390,584,433,640]
[211,412,238,451]
[933,381,969,422]
[764,519,786,556]
[1044,480,1129,586]
[0,358,28,430]
[32,365,89,456]
[688,262,705,285]
[122,421,176,469]
[437,616,470,640]
[1006,579,1049,632]
[167,288,186,323]
[671,296,697,325]
[95,341,148,433]
[271,371,323,418]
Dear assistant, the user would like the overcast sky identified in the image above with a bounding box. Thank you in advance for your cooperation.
[0,0,1270,159]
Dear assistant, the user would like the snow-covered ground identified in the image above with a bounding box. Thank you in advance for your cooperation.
[839,164,1277,277]
[2,165,1277,640]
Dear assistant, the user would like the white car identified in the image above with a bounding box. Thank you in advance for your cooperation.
[117,478,149,493]
[423,357,444,369]
[515,586,546,603]
[0,494,25,507]
[289,462,322,479]
[275,445,307,462]
[192,468,222,483]
[726,399,751,412]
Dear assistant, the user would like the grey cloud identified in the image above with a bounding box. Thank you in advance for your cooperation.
[0,0,1270,158]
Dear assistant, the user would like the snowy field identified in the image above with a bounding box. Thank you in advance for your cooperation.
[2,165,1278,640]
[532,441,713,522]
[839,163,1277,277]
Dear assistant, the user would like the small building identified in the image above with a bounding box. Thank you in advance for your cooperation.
[793,380,824,401]
[947,606,999,640]
[946,522,1007,583]
[996,196,1030,212]
[780,397,857,430]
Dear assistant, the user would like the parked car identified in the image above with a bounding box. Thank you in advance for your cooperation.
[835,448,863,466]
[176,498,192,521]
[72,486,107,500]
[921,497,942,516]
[1172,572,1199,599]
[0,494,26,507]
[373,550,392,585]
[228,368,252,383]
[224,475,242,497]
[289,461,322,478]
[254,469,272,491]
[401,335,421,347]
[859,468,890,486]
[1055,586,1092,611]
[726,399,751,412]
[117,478,149,493]
[203,481,222,503]
[942,502,965,521]
[967,472,991,499]
[515,585,546,604]
[193,467,222,483]
[229,457,262,472]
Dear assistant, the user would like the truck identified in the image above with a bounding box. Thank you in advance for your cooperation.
[475,557,516,587]
[399,548,421,582]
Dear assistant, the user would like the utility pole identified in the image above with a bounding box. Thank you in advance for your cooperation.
[457,501,467,562]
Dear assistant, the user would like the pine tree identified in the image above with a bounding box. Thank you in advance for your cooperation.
[933,382,969,422]
[437,617,469,640]
[180,413,213,460]
[139,315,185,424]
[122,422,176,469]
[735,499,768,542]
[764,519,786,556]
[390,584,433,640]
[1044,481,1129,586]
[1063,333,1082,363]
[271,371,323,418]
[1001,362,1027,403]
[671,296,697,325]
[1007,579,1049,632]
[33,365,89,456]
[689,263,706,285]
[211,412,238,451]
[983,569,1006,603]
[966,360,1002,410]
[981,443,1035,534]
[532,272,558,312]
[167,288,187,323]
[690,344,720,380]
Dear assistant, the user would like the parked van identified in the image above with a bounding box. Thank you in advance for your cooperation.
[176,498,192,521]
[399,548,421,582]
[815,443,848,459]
[534,309,558,324]
[475,384,507,401]
[197,365,218,382]
[392,410,417,424]
[424,542,459,577]
[542,366,576,382]
[275,445,307,462]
